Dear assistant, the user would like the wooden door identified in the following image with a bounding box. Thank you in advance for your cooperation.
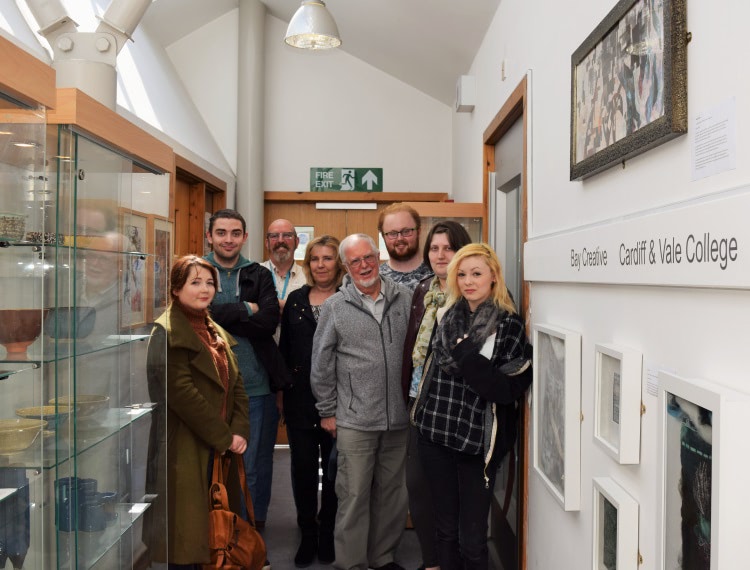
[483,75,530,570]
[263,202,348,255]
[173,156,227,257]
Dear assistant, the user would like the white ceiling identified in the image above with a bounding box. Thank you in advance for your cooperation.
[141,0,500,106]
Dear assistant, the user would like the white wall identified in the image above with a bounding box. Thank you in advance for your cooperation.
[166,9,239,174]
[262,14,452,194]
[455,1,750,568]
[0,1,236,193]
[117,25,235,184]
[0,0,50,62]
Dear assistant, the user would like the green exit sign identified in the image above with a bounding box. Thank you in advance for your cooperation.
[310,168,383,192]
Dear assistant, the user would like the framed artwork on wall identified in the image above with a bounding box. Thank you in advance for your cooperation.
[532,323,582,511]
[658,371,750,569]
[121,210,147,328]
[592,477,639,570]
[594,343,643,464]
[294,226,314,260]
[152,218,172,321]
[570,0,688,180]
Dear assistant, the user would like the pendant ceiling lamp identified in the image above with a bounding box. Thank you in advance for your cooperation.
[285,1,341,50]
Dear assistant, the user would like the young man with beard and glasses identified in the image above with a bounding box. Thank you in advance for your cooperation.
[311,234,412,570]
[378,203,433,292]
[204,209,289,537]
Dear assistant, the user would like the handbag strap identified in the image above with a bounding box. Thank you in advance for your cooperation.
[209,454,230,512]
[210,451,260,529]
[235,455,259,527]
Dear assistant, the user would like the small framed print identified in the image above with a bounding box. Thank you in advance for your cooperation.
[592,477,639,570]
[658,371,750,569]
[532,323,582,511]
[594,344,643,464]
[152,218,172,321]
[294,226,314,260]
[120,210,148,328]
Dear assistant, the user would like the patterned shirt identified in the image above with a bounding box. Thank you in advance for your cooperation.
[379,262,433,292]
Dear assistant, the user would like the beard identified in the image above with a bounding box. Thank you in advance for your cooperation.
[272,244,292,264]
[355,274,380,290]
[386,239,419,262]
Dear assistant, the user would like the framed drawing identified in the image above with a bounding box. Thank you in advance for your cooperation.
[570,0,687,180]
[294,226,314,260]
[594,344,643,464]
[658,371,750,569]
[152,218,172,321]
[532,323,582,511]
[592,477,639,570]
[121,210,147,328]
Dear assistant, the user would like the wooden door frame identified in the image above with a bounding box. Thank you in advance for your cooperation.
[264,191,449,204]
[483,75,529,570]
[174,154,227,255]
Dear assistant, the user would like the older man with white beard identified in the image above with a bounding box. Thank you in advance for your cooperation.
[311,233,412,570]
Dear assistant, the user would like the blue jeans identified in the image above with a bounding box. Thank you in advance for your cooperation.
[243,393,280,521]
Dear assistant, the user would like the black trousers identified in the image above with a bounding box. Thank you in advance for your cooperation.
[286,424,337,535]
[417,435,498,570]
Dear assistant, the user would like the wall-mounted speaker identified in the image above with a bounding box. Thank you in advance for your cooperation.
[455,75,476,113]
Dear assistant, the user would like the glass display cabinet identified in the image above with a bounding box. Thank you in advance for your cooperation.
[0,84,171,568]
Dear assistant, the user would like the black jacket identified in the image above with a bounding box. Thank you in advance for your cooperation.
[401,276,433,402]
[279,285,322,428]
[208,261,291,392]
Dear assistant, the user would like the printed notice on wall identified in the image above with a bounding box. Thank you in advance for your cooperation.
[692,97,736,181]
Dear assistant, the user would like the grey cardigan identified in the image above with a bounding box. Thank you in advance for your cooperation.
[311,277,411,431]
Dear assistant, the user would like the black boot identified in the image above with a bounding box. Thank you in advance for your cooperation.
[294,533,318,568]
[317,530,335,565]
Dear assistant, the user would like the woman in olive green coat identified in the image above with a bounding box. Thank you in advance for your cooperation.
[145,256,250,567]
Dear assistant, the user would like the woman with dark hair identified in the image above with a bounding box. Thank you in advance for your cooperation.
[401,221,472,570]
[145,255,250,569]
[412,244,532,570]
[279,235,345,567]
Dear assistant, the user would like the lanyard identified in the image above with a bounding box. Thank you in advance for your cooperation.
[271,268,291,300]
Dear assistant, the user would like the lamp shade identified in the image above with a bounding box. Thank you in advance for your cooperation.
[285,1,341,50]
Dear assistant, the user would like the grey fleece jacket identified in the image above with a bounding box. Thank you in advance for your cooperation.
[311,277,411,432]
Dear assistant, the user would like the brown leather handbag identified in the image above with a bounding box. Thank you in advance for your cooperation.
[204,453,267,570]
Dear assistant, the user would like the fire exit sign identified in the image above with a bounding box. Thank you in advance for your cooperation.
[310,168,383,192]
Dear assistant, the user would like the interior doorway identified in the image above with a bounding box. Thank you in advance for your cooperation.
[483,74,530,570]
[173,155,226,257]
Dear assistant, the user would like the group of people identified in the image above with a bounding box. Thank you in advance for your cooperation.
[145,203,533,570]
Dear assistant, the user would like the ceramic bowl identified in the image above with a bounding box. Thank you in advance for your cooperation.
[49,395,110,418]
[0,309,49,359]
[15,405,73,431]
[0,418,47,454]
[0,212,26,242]
[24,231,65,245]
[43,306,96,340]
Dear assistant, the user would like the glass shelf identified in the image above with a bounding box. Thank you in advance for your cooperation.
[0,335,151,364]
[0,407,153,471]
[58,502,152,570]
[0,239,153,257]
[0,363,39,381]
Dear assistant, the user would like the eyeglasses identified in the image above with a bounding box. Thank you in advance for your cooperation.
[266,232,296,241]
[346,253,378,269]
[383,227,416,240]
